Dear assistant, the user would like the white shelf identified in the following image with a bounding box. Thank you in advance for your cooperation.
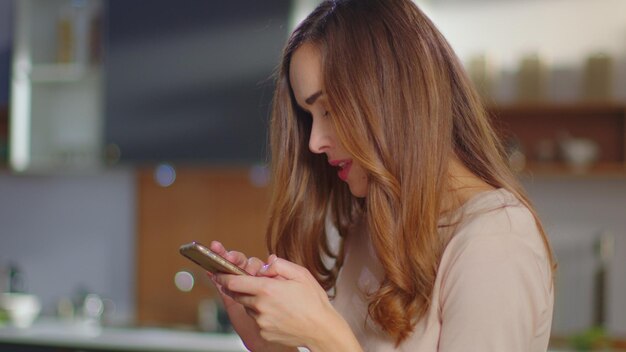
[9,0,104,173]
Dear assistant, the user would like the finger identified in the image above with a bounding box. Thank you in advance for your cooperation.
[246,257,266,275]
[231,293,259,309]
[214,278,248,304]
[258,256,310,281]
[256,255,282,279]
[214,273,276,296]
[244,307,259,319]
[220,285,238,300]
[209,242,250,269]
[208,274,238,306]
[210,274,233,298]
[207,271,217,283]
[209,241,228,256]
[225,251,249,268]
[221,288,262,315]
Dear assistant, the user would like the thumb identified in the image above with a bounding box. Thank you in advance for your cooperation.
[258,255,309,281]
[208,275,238,307]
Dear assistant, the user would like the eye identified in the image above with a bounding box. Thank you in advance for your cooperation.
[323,110,330,117]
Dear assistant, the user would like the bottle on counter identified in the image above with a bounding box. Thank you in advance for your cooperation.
[6,264,25,293]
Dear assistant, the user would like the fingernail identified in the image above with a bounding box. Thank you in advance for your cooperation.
[260,255,278,273]
[260,264,270,273]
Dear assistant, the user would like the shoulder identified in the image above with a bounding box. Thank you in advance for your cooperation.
[434,189,555,350]
[442,189,547,263]
[438,188,553,296]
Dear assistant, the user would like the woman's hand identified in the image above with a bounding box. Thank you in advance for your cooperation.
[214,255,362,351]
[208,241,293,352]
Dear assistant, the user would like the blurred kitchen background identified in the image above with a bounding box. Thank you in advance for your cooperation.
[0,0,625,351]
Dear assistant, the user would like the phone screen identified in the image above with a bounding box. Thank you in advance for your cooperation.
[179,241,250,276]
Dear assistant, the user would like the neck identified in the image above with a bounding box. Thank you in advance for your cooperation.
[440,158,495,215]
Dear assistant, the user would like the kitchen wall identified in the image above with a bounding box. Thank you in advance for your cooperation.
[0,169,136,325]
[426,0,626,67]
[524,179,626,336]
[422,0,626,102]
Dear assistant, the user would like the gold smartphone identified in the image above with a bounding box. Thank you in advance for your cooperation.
[179,241,250,276]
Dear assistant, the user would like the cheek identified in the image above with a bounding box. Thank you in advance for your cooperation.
[350,166,369,198]
[359,173,369,190]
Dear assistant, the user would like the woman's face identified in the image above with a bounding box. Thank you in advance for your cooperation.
[289,43,369,198]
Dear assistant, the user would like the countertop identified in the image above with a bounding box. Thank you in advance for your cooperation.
[4,319,623,352]
[0,318,247,352]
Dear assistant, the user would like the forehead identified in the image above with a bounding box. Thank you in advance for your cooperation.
[289,43,323,106]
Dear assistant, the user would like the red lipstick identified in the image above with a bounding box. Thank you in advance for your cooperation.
[329,159,353,181]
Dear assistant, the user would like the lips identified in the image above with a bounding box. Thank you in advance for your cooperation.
[329,159,353,181]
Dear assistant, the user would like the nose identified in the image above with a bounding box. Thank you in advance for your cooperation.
[308,116,332,154]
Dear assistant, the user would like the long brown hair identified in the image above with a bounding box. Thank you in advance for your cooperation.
[266,0,556,344]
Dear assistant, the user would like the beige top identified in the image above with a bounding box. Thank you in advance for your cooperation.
[331,189,554,351]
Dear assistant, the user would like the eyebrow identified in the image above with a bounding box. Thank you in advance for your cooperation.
[305,91,323,105]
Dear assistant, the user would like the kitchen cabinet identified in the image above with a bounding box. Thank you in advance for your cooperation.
[9,0,104,173]
[136,167,270,327]
[103,0,289,164]
[9,0,290,170]
[489,103,626,178]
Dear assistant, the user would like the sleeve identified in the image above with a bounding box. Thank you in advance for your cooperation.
[437,234,551,352]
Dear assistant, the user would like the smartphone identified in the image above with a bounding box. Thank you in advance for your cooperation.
[179,241,250,276]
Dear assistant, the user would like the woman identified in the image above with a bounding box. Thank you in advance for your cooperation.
[210,0,556,351]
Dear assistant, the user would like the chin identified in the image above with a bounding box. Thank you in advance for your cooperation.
[348,185,367,198]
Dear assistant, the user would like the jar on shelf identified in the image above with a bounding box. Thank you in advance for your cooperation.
[583,52,613,101]
[516,53,548,102]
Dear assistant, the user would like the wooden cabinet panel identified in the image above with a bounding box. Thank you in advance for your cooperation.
[136,166,270,327]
